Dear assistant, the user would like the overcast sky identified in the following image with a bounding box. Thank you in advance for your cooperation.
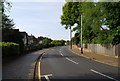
[9,0,74,40]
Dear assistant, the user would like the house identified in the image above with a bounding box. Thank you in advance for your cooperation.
[37,36,45,44]
[20,32,28,46]
[28,35,34,44]
[28,34,38,44]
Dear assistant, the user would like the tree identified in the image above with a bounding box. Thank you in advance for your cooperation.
[74,32,80,45]
[42,38,52,47]
[2,15,15,29]
[1,0,25,53]
[100,2,120,45]
[51,40,65,46]
[61,2,75,28]
[61,2,83,49]
[61,2,120,45]
[0,0,14,29]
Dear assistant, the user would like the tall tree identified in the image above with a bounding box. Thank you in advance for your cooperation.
[61,2,120,45]
[1,0,14,29]
[61,2,83,49]
[100,2,120,45]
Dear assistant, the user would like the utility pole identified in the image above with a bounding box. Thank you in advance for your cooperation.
[81,14,83,54]
[69,26,72,49]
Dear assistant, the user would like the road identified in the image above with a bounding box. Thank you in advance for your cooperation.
[2,49,47,80]
[40,46,119,81]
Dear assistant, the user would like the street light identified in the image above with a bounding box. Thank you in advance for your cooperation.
[81,14,83,54]
[69,25,72,49]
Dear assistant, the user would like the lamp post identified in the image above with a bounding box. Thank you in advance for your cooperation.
[81,14,83,54]
[69,25,72,49]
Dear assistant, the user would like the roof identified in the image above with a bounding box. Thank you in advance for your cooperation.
[38,36,45,40]
[20,32,28,37]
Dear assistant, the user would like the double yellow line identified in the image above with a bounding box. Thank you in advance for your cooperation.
[33,52,46,81]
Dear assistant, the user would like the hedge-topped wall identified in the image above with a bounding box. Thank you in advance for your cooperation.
[0,42,20,57]
[1,41,65,58]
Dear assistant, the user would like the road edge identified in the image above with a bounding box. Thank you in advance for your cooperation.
[33,52,45,81]
[68,48,120,67]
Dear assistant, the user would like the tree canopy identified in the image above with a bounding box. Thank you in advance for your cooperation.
[61,2,120,45]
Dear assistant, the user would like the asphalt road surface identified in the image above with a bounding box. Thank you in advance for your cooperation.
[2,49,47,80]
[40,46,119,81]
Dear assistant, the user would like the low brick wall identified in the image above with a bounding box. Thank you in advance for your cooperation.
[83,44,120,57]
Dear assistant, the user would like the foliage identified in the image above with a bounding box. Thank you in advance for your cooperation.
[61,2,120,45]
[2,29,24,53]
[61,2,81,29]
[0,42,19,46]
[1,42,20,57]
[65,40,70,45]
[74,32,80,45]
[42,38,52,48]
[1,0,14,29]
[100,2,120,45]
[51,40,65,46]
[2,14,15,29]
[24,44,43,53]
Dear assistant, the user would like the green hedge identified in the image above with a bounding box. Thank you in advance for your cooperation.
[1,41,64,58]
[24,44,43,53]
[0,42,20,57]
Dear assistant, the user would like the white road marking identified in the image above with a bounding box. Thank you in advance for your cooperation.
[65,57,79,64]
[90,69,118,81]
[61,53,63,56]
[59,50,61,53]
[41,74,53,77]
[60,48,78,64]
[41,74,52,81]
[44,76,50,81]
[59,49,64,56]
[60,49,61,51]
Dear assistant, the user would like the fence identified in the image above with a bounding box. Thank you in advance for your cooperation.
[83,44,120,57]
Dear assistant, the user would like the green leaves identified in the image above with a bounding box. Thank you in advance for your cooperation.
[0,42,19,46]
[1,0,14,29]
[42,38,52,46]
[1,42,20,57]
[2,14,15,29]
[51,40,65,46]
[61,2,120,45]
[61,2,82,29]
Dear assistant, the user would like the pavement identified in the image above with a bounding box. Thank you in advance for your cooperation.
[69,46,119,67]
[40,46,119,81]
[2,48,48,80]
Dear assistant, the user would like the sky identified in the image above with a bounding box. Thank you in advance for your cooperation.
[9,0,74,40]
[8,0,117,41]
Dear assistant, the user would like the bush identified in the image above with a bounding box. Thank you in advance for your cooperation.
[51,40,65,46]
[0,42,20,57]
[24,44,43,53]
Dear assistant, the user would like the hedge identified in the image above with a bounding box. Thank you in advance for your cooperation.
[1,41,65,58]
[24,44,43,53]
[0,42,20,57]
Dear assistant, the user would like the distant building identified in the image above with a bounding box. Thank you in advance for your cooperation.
[20,32,28,46]
[37,36,45,44]
[27,34,38,44]
[28,35,34,44]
